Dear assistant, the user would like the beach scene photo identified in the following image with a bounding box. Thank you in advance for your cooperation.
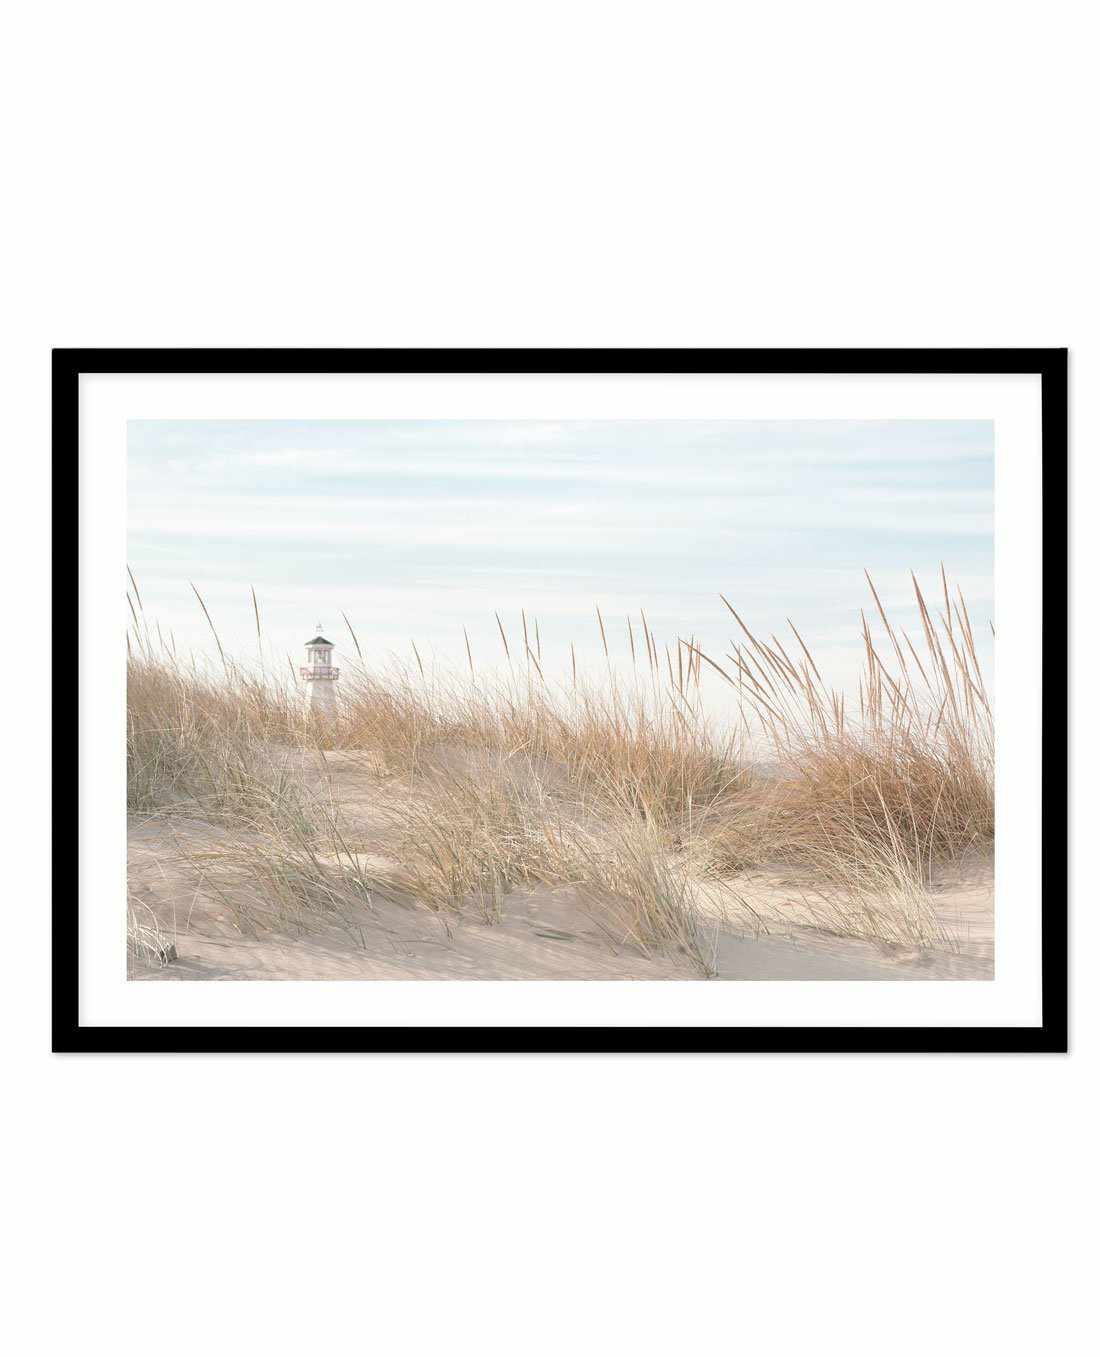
[126,419,994,982]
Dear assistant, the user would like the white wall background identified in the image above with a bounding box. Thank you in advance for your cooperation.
[1,3,1093,1355]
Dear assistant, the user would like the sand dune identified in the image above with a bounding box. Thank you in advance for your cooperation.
[128,751,992,983]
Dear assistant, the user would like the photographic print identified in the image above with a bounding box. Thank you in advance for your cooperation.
[127,418,996,984]
[57,350,1065,1051]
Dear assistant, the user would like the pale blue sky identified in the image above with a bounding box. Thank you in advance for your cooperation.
[127,420,994,709]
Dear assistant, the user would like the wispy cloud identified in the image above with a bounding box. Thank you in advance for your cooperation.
[127,419,994,703]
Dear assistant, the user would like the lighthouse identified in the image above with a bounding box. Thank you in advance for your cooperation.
[300,624,340,718]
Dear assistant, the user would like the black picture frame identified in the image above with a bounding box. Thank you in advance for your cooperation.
[54,348,1068,1055]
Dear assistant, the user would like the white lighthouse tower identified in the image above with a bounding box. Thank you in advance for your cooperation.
[300,624,340,719]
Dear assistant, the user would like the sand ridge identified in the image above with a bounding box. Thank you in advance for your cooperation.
[128,750,993,983]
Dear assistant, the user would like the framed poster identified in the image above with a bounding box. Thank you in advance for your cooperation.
[55,349,1067,1053]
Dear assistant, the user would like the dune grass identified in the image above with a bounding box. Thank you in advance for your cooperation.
[174,810,382,946]
[376,753,716,969]
[694,570,993,884]
[126,897,177,970]
[126,571,993,967]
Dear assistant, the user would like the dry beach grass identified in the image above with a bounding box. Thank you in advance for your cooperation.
[126,571,994,981]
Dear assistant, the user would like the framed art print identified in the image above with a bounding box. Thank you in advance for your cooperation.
[55,349,1067,1053]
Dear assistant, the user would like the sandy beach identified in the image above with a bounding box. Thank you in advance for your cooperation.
[128,749,993,983]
